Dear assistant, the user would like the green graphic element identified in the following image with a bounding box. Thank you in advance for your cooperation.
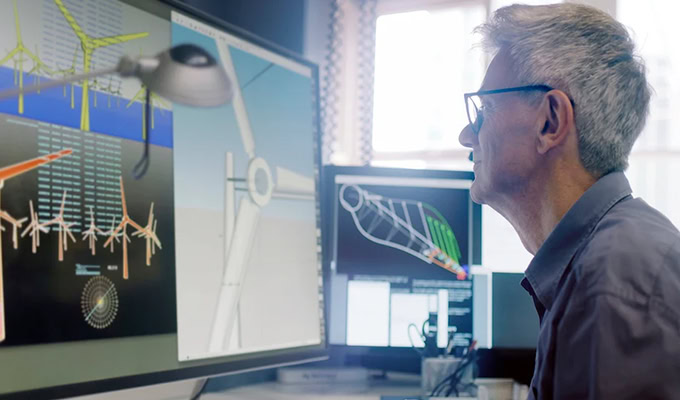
[425,206,462,265]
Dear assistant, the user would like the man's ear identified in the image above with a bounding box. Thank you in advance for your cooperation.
[536,90,574,155]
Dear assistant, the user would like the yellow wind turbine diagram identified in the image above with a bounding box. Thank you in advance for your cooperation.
[0,0,77,114]
[53,0,149,132]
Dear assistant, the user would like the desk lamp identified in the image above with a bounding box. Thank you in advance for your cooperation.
[0,44,233,178]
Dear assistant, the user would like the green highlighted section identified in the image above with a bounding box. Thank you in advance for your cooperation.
[426,215,462,264]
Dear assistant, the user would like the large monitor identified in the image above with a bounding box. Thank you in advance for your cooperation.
[323,166,481,367]
[0,0,325,398]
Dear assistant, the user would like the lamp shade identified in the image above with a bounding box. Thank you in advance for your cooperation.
[134,44,233,107]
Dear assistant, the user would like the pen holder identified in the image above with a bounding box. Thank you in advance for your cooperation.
[422,356,476,397]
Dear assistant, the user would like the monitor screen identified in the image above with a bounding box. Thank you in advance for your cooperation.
[471,269,539,349]
[0,0,325,398]
[324,166,481,354]
[491,272,538,349]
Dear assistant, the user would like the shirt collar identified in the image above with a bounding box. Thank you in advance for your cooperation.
[522,172,633,310]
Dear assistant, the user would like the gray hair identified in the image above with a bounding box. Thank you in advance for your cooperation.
[476,3,651,177]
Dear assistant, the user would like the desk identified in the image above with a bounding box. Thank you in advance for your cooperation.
[200,377,525,400]
[201,375,422,400]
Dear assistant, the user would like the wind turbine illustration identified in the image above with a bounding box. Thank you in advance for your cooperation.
[131,203,161,266]
[103,177,161,280]
[208,46,316,353]
[54,0,149,132]
[21,200,47,254]
[339,184,467,280]
[0,148,72,343]
[82,206,105,256]
[0,211,26,253]
[104,215,124,253]
[41,190,77,262]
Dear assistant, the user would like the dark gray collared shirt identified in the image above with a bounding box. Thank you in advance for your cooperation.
[522,172,680,399]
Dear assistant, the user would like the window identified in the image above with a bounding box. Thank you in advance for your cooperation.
[371,4,486,171]
[618,0,680,229]
[371,0,560,272]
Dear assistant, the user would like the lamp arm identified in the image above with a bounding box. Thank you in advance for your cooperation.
[0,66,119,102]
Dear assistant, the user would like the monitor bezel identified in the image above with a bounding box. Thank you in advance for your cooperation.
[321,165,482,373]
[1,1,327,398]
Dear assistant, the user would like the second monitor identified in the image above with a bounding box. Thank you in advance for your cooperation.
[324,166,481,353]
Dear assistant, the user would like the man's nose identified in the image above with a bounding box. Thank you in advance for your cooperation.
[459,123,477,149]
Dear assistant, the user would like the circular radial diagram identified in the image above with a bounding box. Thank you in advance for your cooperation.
[81,276,119,329]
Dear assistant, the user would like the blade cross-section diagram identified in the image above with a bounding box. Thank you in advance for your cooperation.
[339,184,466,279]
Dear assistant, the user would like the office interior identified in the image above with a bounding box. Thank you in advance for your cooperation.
[0,0,675,399]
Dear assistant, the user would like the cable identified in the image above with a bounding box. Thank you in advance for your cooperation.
[240,62,274,90]
[408,322,425,357]
[429,347,479,397]
[132,88,151,179]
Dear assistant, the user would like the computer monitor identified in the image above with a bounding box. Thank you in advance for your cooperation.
[0,0,325,398]
[472,270,539,349]
[323,166,481,368]
[472,270,538,384]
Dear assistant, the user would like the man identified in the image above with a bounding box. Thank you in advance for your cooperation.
[459,3,680,399]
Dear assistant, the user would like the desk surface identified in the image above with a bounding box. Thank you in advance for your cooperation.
[200,377,524,400]
[202,377,422,400]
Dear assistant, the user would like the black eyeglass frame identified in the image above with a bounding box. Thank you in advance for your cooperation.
[464,84,555,135]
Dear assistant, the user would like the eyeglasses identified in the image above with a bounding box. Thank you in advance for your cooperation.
[464,85,554,135]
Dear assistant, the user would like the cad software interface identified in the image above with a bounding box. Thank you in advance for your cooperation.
[172,12,324,361]
[329,174,474,350]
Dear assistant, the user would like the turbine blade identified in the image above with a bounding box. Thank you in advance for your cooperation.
[273,167,314,200]
[0,149,72,181]
[218,43,255,158]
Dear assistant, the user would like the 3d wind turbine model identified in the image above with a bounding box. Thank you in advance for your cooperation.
[21,200,47,254]
[41,190,77,262]
[208,46,316,353]
[0,148,73,343]
[82,206,105,256]
[131,203,160,266]
[104,215,124,253]
[103,177,161,279]
[0,209,26,253]
[339,184,467,280]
